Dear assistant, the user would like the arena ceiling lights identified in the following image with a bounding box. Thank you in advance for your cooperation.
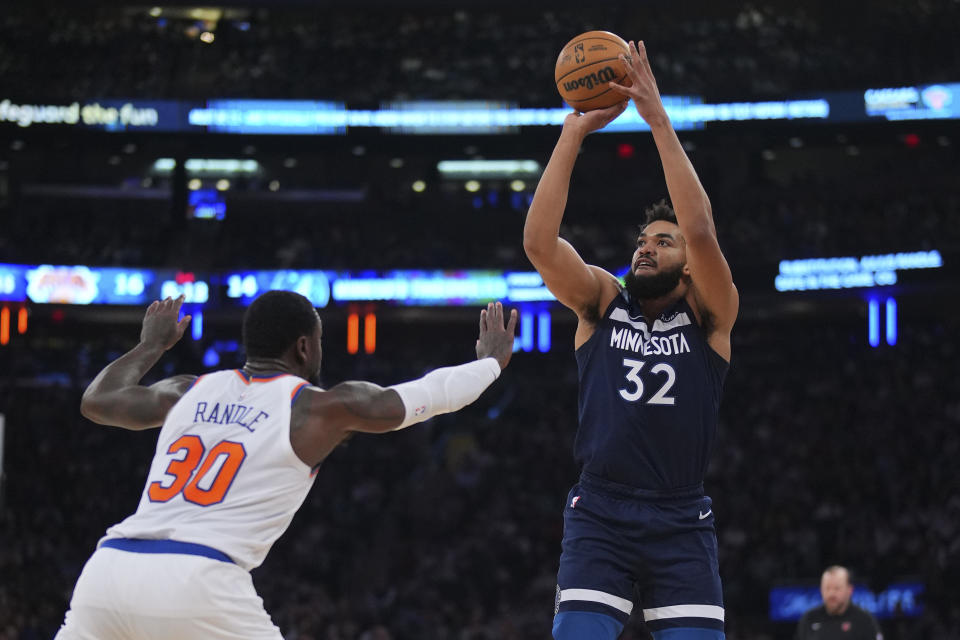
[436,160,541,180]
[151,158,260,176]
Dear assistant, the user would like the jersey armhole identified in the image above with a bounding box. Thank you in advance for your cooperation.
[284,378,318,476]
[574,291,624,356]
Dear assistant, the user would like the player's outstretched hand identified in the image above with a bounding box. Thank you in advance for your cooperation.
[608,40,667,125]
[476,301,518,370]
[140,295,192,351]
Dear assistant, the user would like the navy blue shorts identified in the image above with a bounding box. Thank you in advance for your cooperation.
[554,473,725,636]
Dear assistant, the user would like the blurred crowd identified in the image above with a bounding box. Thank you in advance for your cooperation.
[3,137,958,273]
[1,307,958,640]
[1,1,959,102]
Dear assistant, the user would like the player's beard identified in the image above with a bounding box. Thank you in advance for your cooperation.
[624,263,685,300]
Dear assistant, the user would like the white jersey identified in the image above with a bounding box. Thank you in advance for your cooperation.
[103,369,317,571]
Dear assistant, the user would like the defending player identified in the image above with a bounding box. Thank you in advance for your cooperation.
[524,41,738,640]
[56,291,517,640]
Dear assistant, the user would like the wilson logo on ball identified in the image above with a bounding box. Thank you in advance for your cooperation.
[562,66,618,92]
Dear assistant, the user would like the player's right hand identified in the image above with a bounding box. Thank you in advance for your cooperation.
[562,100,629,136]
[476,301,518,370]
[140,295,192,351]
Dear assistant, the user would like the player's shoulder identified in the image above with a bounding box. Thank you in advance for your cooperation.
[582,265,622,323]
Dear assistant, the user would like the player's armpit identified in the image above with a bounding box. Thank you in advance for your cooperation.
[80,374,196,430]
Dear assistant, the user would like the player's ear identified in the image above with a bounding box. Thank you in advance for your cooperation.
[296,335,309,363]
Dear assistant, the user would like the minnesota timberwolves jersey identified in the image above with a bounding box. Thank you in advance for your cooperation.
[574,290,728,494]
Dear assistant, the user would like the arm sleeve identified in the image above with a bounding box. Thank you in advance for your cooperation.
[388,358,501,429]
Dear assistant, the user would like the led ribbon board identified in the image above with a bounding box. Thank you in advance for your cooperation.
[1,265,557,307]
[4,83,959,134]
[775,250,943,292]
[770,583,924,621]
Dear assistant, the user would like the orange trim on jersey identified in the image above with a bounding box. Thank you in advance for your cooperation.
[234,369,250,385]
[290,381,309,405]
[188,374,207,390]
[251,373,290,382]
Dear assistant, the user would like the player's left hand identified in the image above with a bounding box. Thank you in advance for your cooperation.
[140,295,192,351]
[476,301,518,370]
[608,40,668,125]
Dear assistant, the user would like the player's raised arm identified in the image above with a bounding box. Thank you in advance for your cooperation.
[80,296,196,430]
[291,303,517,467]
[609,40,739,357]
[523,104,627,319]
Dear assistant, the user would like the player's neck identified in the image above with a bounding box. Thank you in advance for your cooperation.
[243,358,297,377]
[634,291,683,320]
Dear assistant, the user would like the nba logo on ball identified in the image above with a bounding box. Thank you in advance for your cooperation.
[574,42,585,63]
[921,85,952,110]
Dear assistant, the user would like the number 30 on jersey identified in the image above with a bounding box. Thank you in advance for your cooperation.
[148,435,246,506]
[618,358,676,405]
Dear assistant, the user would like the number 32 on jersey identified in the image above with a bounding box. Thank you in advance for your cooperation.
[147,435,247,506]
[618,357,676,405]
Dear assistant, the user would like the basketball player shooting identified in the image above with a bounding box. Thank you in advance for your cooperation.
[56,291,517,640]
[524,40,738,640]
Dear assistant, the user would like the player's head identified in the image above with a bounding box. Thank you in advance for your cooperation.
[243,290,322,383]
[624,200,690,301]
[820,565,854,615]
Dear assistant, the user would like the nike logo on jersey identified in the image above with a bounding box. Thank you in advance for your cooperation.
[699,510,712,520]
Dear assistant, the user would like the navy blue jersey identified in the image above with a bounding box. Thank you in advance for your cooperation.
[574,290,728,494]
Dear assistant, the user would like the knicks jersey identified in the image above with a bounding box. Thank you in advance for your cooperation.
[103,370,316,571]
[575,291,728,494]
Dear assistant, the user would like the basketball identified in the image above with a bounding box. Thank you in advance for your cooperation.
[555,31,633,112]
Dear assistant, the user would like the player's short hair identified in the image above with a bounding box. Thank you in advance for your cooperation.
[242,290,318,359]
[640,199,678,231]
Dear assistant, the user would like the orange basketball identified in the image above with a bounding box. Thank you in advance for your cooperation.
[555,31,632,112]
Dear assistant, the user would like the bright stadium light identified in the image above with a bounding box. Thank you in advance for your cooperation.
[187,179,202,190]
[510,180,526,192]
[412,180,426,193]
[464,180,481,192]
[438,160,541,179]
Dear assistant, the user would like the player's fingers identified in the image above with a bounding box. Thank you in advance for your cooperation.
[637,40,653,73]
[177,315,192,336]
[620,52,640,79]
[173,294,186,313]
[506,309,518,335]
[493,301,503,327]
[480,308,488,333]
